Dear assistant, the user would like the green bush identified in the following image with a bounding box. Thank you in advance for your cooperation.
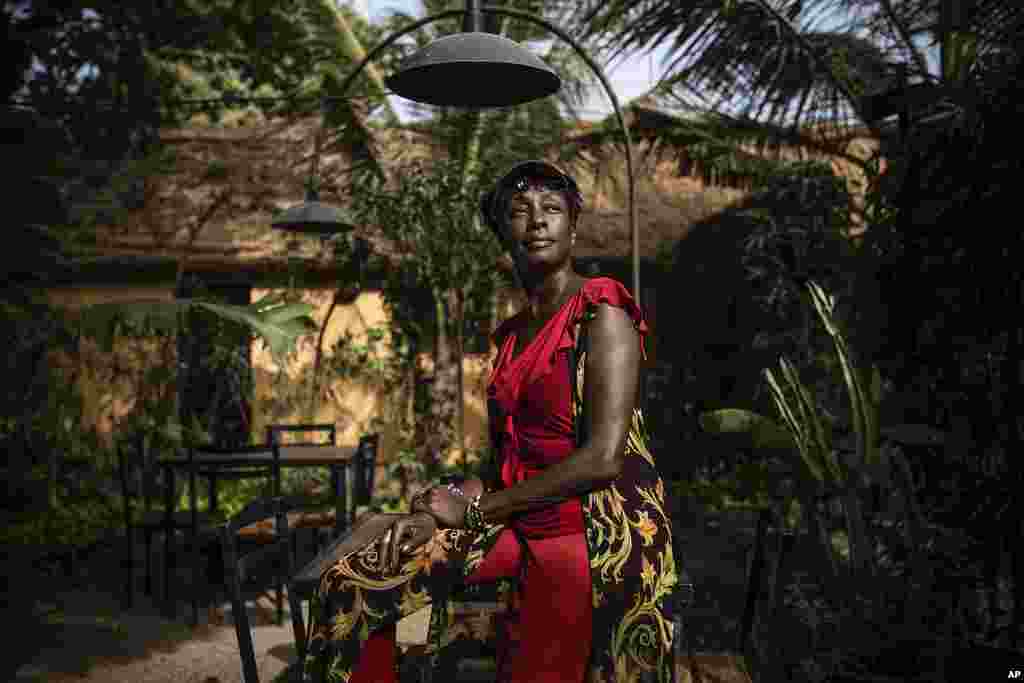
[2,496,120,549]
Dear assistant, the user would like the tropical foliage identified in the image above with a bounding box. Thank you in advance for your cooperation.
[7,0,1024,678]
[561,0,1024,673]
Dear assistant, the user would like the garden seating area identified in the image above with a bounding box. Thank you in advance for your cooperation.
[7,1,1024,681]
[9,486,747,683]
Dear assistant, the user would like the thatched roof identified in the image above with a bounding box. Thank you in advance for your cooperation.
[82,102,876,284]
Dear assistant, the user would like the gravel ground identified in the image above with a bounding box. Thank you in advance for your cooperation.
[13,583,298,683]
[10,513,757,683]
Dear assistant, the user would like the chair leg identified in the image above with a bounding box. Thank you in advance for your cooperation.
[276,578,284,626]
[190,533,202,628]
[123,527,134,609]
[163,529,175,618]
[144,530,153,597]
[289,587,308,663]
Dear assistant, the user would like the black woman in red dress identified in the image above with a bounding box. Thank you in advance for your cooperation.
[304,160,678,682]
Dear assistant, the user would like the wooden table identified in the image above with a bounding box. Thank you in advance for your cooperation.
[156,444,356,625]
[159,444,357,532]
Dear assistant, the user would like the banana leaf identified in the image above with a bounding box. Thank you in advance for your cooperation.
[197,294,317,363]
[74,294,316,364]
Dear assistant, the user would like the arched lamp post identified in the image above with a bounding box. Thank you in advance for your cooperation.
[272,0,641,307]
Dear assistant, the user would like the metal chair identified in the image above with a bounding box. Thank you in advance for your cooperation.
[184,442,281,627]
[116,432,223,611]
[221,496,304,683]
[350,433,380,525]
[193,443,281,513]
[266,423,340,557]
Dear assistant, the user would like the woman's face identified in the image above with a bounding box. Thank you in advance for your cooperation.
[501,179,575,273]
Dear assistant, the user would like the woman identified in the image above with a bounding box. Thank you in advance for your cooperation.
[304,160,678,683]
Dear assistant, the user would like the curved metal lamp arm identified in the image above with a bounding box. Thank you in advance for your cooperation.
[479,5,641,309]
[325,6,640,308]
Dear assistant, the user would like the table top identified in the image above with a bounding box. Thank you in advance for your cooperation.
[158,444,356,468]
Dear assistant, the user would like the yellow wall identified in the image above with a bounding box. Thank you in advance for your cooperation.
[46,285,178,446]
[251,287,502,465]
[45,283,514,465]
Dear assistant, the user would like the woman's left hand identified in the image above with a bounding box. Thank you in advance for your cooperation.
[421,486,469,529]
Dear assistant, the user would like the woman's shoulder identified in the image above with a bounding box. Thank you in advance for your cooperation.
[578,276,638,310]
[576,276,648,338]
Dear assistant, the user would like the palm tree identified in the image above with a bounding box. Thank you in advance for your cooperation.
[569,0,1020,193]
[571,0,1024,655]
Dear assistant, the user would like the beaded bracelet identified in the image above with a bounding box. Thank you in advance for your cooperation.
[464,493,485,532]
[446,482,465,497]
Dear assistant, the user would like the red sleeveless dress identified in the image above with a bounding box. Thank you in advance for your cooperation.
[313,276,663,683]
[487,276,648,538]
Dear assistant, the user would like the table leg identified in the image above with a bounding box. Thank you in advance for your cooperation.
[189,455,199,628]
[163,465,175,618]
[330,466,339,537]
[333,465,348,537]
[208,474,218,514]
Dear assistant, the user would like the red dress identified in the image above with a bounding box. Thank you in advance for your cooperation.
[311,277,665,683]
[488,276,648,539]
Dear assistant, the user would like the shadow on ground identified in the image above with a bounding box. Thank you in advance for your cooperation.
[7,538,303,683]
[7,509,760,683]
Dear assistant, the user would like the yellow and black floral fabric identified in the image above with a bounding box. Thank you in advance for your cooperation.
[570,305,678,682]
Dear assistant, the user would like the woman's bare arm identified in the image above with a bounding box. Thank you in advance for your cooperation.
[476,303,640,523]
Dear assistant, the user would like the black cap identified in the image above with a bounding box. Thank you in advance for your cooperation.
[480,159,582,236]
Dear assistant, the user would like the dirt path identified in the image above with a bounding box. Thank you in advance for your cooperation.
[14,586,296,683]
[11,512,759,683]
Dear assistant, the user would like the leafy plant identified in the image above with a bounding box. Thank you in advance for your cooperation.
[348,158,507,473]
[700,280,959,678]
[76,291,316,366]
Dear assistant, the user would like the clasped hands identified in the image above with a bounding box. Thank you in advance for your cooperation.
[376,482,473,573]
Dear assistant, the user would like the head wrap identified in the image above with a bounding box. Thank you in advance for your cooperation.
[479,160,583,241]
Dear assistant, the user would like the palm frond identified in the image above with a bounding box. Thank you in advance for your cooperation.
[561,102,871,194]
[570,1,930,130]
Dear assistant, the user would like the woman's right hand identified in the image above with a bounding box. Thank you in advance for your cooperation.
[378,512,437,574]
[411,477,485,515]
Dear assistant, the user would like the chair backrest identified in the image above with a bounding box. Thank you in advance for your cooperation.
[191,442,280,500]
[117,431,165,515]
[221,496,297,683]
[266,425,335,500]
[353,433,379,507]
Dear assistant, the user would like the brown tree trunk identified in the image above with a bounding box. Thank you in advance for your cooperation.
[454,287,466,470]
[426,289,458,468]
